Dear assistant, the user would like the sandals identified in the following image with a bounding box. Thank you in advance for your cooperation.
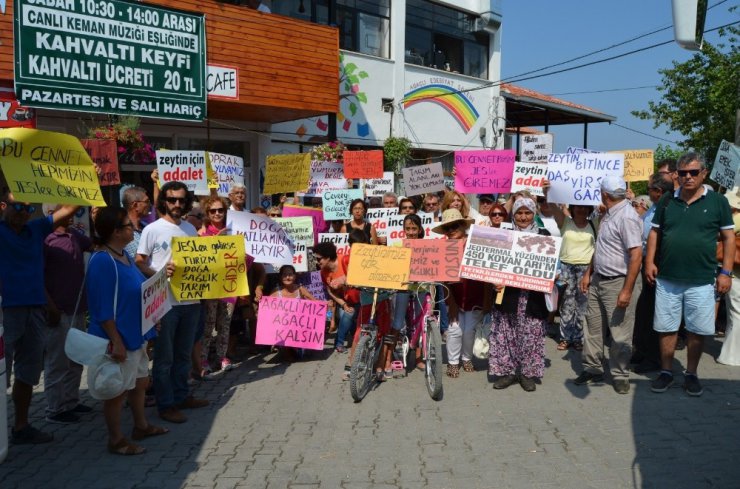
[132,425,170,441]
[446,364,460,378]
[108,438,146,456]
[557,340,570,351]
[462,360,475,373]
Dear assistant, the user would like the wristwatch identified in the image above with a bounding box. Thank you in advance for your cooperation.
[719,269,735,278]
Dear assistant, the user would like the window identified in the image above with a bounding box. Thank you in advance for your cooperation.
[405,0,490,79]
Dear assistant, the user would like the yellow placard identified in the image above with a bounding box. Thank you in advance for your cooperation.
[170,235,249,301]
[0,128,106,205]
[346,243,412,290]
[616,149,654,182]
[263,153,311,194]
[206,152,219,189]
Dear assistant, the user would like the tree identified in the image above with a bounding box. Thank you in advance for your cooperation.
[632,20,738,164]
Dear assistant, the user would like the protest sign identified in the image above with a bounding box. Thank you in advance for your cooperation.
[520,134,553,163]
[141,267,172,335]
[0,128,106,205]
[292,242,309,272]
[0,89,36,129]
[366,207,397,238]
[297,271,327,301]
[460,225,562,293]
[510,161,547,196]
[209,152,244,197]
[273,217,314,246]
[403,239,464,282]
[402,162,445,197]
[263,153,311,194]
[156,150,209,195]
[566,146,598,155]
[710,140,740,188]
[282,204,329,240]
[322,189,363,220]
[229,212,295,265]
[386,212,441,246]
[618,149,654,182]
[304,160,347,196]
[206,153,219,190]
[454,149,516,193]
[255,297,327,350]
[546,152,625,205]
[319,233,350,256]
[170,236,249,301]
[346,243,412,290]
[81,139,120,186]
[363,172,394,198]
[342,150,384,179]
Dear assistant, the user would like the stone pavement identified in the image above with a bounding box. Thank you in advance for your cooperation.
[2,335,740,489]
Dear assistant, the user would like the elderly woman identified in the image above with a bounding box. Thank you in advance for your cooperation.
[489,197,551,392]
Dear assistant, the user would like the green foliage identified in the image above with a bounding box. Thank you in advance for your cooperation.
[383,137,412,172]
[632,20,738,163]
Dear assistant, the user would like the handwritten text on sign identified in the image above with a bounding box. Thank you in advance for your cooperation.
[454,149,516,193]
[209,152,244,197]
[0,128,105,205]
[510,161,547,197]
[619,149,654,182]
[273,216,314,246]
[322,189,363,220]
[170,236,248,301]
[141,267,172,335]
[460,225,562,293]
[402,162,445,197]
[342,150,384,179]
[81,139,119,186]
[303,159,347,196]
[282,204,328,240]
[156,150,209,195]
[347,243,412,290]
[229,212,295,265]
[263,153,311,194]
[546,153,624,205]
[710,140,740,188]
[403,239,464,282]
[298,271,327,301]
[520,134,553,163]
[255,297,327,350]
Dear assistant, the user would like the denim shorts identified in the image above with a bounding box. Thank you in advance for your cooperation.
[654,278,715,335]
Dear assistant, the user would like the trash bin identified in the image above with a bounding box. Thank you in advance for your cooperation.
[0,324,8,463]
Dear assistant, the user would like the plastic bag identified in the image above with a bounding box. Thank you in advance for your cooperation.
[473,313,492,360]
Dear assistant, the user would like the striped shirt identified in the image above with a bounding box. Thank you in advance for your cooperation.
[593,199,642,277]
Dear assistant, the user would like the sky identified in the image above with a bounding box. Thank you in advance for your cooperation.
[500,0,738,153]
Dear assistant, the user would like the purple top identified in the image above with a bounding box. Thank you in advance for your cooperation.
[44,229,93,314]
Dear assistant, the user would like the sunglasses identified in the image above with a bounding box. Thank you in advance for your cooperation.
[165,197,187,204]
[269,213,281,217]
[9,203,36,213]
[208,208,225,214]
[490,212,505,217]
[677,169,702,177]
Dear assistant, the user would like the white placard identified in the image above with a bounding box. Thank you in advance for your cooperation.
[510,161,547,197]
[209,152,244,198]
[303,160,348,196]
[546,153,624,205]
[141,267,172,335]
[229,212,294,265]
[363,172,394,198]
[156,150,209,195]
[520,134,553,163]
[711,140,740,188]
[366,207,397,238]
[207,64,239,100]
[402,162,446,197]
[318,233,350,256]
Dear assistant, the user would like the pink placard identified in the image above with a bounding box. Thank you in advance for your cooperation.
[454,149,516,193]
[255,297,328,350]
[281,204,328,244]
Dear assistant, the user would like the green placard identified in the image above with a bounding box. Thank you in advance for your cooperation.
[13,0,206,121]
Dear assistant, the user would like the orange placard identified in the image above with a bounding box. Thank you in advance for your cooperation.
[342,150,384,179]
[403,239,464,282]
[81,139,120,186]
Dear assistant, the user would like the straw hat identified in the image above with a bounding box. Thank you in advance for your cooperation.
[431,209,474,234]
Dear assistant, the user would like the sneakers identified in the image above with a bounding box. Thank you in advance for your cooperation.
[176,396,210,409]
[46,411,80,424]
[650,372,674,393]
[613,379,630,395]
[519,375,537,392]
[71,404,93,414]
[11,424,53,444]
[493,374,517,390]
[159,407,187,424]
[574,371,604,385]
[221,357,234,371]
[683,374,703,397]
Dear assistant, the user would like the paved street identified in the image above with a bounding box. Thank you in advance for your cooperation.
[2,334,740,489]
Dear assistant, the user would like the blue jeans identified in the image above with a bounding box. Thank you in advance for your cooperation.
[335,305,358,350]
[436,284,449,332]
[154,303,202,411]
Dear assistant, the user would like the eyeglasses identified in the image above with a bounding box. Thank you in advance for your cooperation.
[208,208,225,214]
[677,169,702,177]
[165,197,187,204]
[9,203,36,213]
[490,212,505,217]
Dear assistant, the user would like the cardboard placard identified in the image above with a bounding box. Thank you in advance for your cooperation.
[141,267,172,335]
[402,162,445,197]
[618,149,654,182]
[342,150,384,179]
[454,149,516,193]
[81,139,120,186]
[520,134,553,163]
[0,128,105,205]
[282,204,328,241]
[228,212,295,265]
[156,150,209,195]
[170,236,249,301]
[546,152,625,205]
[297,271,327,301]
[318,232,350,256]
[322,189,364,220]
[403,239,464,282]
[209,152,245,197]
[255,297,327,350]
[510,161,547,197]
[263,153,311,194]
[386,212,443,246]
[273,216,314,246]
[459,225,562,293]
[362,172,394,198]
[346,243,412,290]
[366,207,397,238]
[304,159,347,196]
[710,140,740,188]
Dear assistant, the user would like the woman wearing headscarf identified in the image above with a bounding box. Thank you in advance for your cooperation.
[488,197,551,392]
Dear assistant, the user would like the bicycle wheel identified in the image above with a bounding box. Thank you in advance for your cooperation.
[424,318,443,401]
[350,334,375,402]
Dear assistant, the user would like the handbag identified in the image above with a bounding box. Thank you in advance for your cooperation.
[473,313,492,360]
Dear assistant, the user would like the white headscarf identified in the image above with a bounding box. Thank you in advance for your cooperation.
[512,198,538,233]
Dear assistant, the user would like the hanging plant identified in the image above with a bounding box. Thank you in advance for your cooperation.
[383,136,411,173]
[87,116,156,165]
[310,140,346,162]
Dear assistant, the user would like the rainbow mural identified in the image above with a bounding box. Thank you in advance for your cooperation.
[403,84,479,133]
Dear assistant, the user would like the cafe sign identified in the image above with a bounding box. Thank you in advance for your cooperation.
[13,0,207,121]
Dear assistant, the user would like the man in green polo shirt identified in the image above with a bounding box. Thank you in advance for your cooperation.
[645,152,735,397]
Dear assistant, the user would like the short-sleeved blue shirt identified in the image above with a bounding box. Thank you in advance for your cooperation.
[87,251,156,351]
[0,215,53,307]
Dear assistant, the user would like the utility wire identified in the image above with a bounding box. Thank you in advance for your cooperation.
[547,85,658,96]
[611,122,681,144]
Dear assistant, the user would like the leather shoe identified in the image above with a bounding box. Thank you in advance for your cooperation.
[613,379,630,394]
[159,407,187,424]
[493,374,517,390]
[176,396,209,410]
[519,375,537,392]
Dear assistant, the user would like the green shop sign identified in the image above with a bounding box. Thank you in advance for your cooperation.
[13,0,206,121]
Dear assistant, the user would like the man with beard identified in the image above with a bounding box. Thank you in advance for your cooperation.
[136,181,208,423]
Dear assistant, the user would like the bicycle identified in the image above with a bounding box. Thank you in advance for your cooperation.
[349,287,386,402]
